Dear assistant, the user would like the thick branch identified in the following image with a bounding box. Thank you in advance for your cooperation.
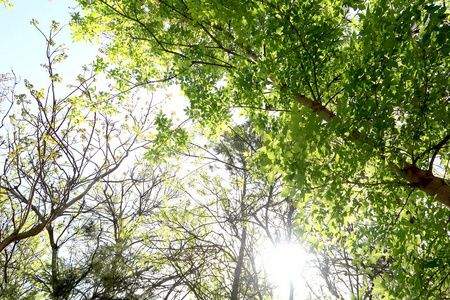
[293,93,450,209]
[395,162,450,208]
[294,93,335,123]
[0,222,47,252]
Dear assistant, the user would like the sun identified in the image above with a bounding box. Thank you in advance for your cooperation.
[262,242,311,299]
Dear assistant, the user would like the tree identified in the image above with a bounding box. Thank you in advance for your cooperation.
[73,0,450,298]
[137,123,283,299]
[210,124,397,300]
[176,123,310,299]
[61,159,181,300]
[300,224,396,300]
[0,21,158,297]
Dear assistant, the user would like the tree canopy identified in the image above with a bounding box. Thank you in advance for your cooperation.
[72,0,450,298]
[1,0,449,299]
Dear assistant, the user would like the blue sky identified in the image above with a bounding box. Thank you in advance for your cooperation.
[0,0,190,128]
[0,0,98,90]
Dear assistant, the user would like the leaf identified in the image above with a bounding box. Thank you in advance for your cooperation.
[372,277,385,295]
[358,286,368,298]
[281,187,290,198]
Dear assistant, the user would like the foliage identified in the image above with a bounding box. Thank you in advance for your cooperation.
[72,0,450,298]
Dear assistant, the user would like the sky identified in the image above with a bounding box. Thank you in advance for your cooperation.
[0,0,190,120]
[0,0,98,90]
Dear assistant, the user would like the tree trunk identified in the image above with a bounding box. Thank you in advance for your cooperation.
[47,225,60,298]
[231,226,247,300]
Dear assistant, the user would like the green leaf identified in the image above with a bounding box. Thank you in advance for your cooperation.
[281,187,290,198]
[372,277,385,295]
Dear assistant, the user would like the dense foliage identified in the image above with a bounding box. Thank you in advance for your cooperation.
[1,0,449,299]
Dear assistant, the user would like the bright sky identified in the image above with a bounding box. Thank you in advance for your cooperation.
[0,0,98,89]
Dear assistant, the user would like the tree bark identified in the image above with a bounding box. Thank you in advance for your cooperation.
[396,163,450,208]
[231,226,247,300]
[294,93,450,209]
[0,222,48,253]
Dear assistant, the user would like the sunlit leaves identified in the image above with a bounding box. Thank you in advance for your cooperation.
[144,111,190,163]
[72,0,450,297]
